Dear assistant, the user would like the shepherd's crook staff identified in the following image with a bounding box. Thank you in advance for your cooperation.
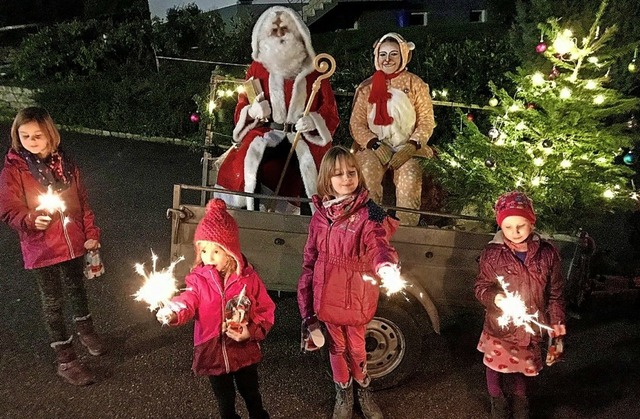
[273,53,337,198]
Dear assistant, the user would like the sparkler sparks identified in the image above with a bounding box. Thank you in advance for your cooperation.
[36,185,66,214]
[363,265,408,296]
[133,251,185,312]
[496,275,552,334]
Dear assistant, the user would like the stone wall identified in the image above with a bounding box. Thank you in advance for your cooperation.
[0,85,38,111]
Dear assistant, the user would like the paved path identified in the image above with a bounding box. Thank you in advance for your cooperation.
[0,128,639,418]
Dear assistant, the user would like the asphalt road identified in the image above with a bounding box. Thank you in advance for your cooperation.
[0,128,639,419]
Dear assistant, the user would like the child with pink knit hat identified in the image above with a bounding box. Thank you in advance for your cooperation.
[474,191,566,419]
[157,199,275,419]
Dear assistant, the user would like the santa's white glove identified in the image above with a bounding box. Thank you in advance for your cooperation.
[376,264,406,295]
[248,92,271,120]
[295,115,316,133]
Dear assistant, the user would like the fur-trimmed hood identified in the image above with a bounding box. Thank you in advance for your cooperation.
[251,6,315,61]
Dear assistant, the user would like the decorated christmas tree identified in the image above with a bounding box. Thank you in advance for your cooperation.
[426,0,640,233]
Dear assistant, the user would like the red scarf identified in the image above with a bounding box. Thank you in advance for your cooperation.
[503,235,530,253]
[368,70,403,126]
[323,194,357,222]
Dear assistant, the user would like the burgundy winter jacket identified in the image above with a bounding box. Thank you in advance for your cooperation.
[170,260,275,376]
[0,149,100,269]
[474,231,565,347]
[298,190,399,327]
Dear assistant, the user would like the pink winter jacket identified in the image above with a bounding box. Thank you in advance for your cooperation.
[0,149,100,269]
[298,190,399,326]
[474,231,565,348]
[170,260,275,376]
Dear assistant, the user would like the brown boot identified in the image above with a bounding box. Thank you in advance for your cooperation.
[355,377,383,419]
[54,342,94,386]
[75,315,106,356]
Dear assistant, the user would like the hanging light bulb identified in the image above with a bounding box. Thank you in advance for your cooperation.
[533,157,544,166]
[560,159,572,168]
[585,80,598,90]
[531,72,546,86]
[208,100,216,113]
[593,95,605,105]
[603,189,615,199]
[553,29,575,55]
[236,85,246,94]
[559,87,572,99]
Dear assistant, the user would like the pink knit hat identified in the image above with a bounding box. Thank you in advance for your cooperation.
[495,191,536,227]
[194,199,243,274]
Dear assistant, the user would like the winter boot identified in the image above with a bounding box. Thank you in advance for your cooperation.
[490,396,509,419]
[512,396,530,419]
[75,315,106,356]
[355,377,384,419]
[54,341,94,386]
[332,380,354,419]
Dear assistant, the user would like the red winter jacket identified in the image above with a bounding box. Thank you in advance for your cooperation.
[0,149,100,269]
[298,190,399,326]
[474,231,565,347]
[170,260,275,376]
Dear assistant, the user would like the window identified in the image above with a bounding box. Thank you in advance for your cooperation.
[409,12,428,26]
[470,9,487,23]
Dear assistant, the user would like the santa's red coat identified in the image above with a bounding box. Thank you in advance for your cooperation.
[215,61,339,210]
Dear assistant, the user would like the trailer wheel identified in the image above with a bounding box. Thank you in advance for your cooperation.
[366,299,426,390]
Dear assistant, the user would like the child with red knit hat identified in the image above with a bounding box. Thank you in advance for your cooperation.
[157,199,275,419]
[474,191,566,419]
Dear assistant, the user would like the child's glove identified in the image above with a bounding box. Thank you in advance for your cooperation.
[156,306,177,325]
[388,142,418,170]
[248,92,271,120]
[300,315,325,353]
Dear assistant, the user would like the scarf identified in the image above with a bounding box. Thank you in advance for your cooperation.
[18,147,73,192]
[323,194,358,222]
[503,235,530,253]
[368,70,403,126]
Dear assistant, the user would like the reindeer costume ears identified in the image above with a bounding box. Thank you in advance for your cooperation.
[373,32,416,72]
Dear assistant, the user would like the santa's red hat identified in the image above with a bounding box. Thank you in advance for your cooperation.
[194,199,243,274]
[495,191,536,227]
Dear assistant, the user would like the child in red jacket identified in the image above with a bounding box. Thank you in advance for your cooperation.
[157,199,275,419]
[475,191,566,419]
[0,107,105,386]
[298,146,399,419]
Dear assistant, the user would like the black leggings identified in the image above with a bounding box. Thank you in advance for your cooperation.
[208,363,269,419]
[32,257,90,344]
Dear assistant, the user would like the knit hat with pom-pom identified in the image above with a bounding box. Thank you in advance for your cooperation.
[194,199,243,274]
[495,191,536,227]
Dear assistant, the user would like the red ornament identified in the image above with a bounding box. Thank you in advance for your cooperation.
[535,42,547,54]
[190,112,200,123]
[527,103,536,110]
[548,66,560,80]
[466,112,474,122]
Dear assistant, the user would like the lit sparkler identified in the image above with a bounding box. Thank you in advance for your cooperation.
[36,185,66,214]
[363,265,408,296]
[133,251,185,312]
[496,275,552,334]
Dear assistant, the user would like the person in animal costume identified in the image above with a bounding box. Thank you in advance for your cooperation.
[215,6,339,214]
[349,33,435,225]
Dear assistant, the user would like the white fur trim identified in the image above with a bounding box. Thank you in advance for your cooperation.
[289,134,318,211]
[252,6,315,62]
[269,73,286,123]
[303,111,332,147]
[233,105,260,143]
[213,185,249,209]
[367,88,416,149]
[286,69,312,122]
[244,137,269,210]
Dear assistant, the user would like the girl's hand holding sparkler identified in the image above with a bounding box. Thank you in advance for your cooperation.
[34,213,52,230]
[84,239,99,250]
[156,306,178,325]
[377,264,407,295]
[550,323,566,337]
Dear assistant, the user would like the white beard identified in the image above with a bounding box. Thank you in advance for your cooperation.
[258,33,308,79]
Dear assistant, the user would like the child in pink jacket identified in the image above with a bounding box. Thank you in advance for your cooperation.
[157,199,275,419]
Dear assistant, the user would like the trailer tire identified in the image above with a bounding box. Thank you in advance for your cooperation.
[366,298,426,390]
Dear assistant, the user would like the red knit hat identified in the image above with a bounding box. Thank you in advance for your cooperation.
[194,199,243,274]
[495,191,536,227]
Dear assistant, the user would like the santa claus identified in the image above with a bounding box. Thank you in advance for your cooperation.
[214,6,339,213]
